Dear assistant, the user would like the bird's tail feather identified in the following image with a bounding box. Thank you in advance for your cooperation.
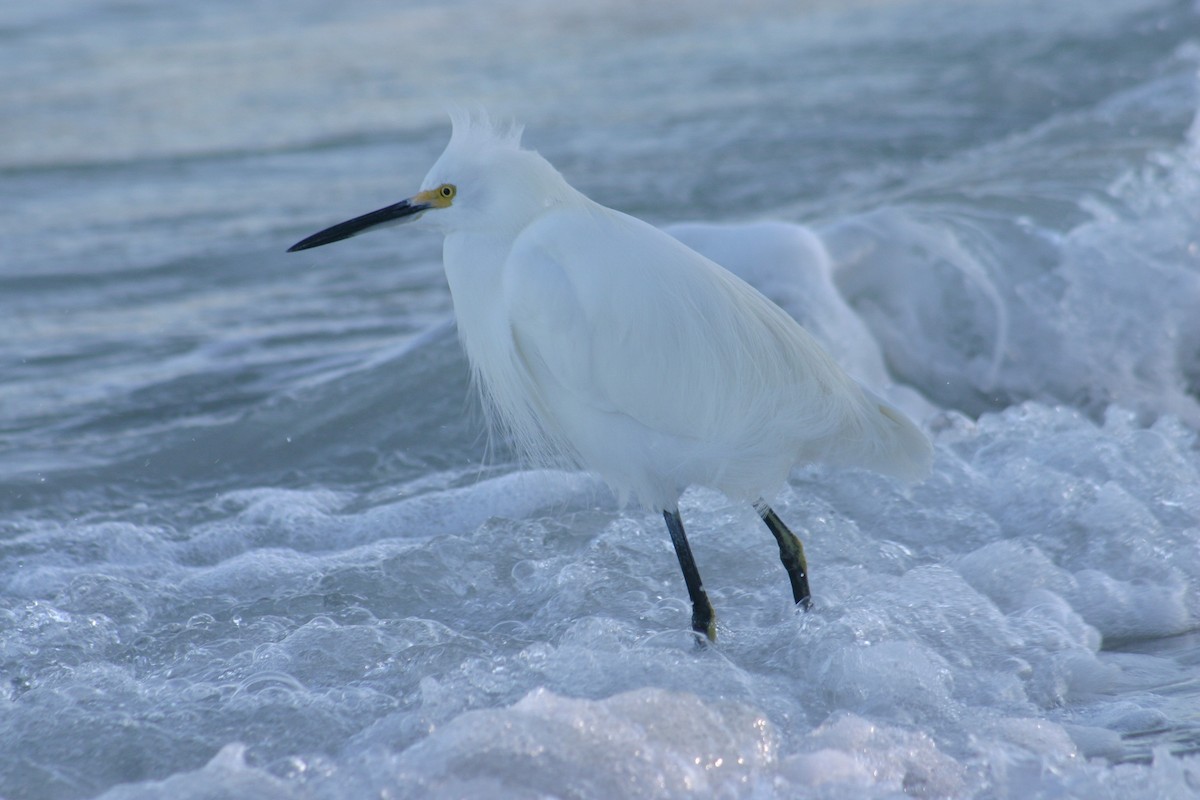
[842,387,933,483]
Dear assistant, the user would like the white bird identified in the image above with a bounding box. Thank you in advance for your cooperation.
[289,113,932,641]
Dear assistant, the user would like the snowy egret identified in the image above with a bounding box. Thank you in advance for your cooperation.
[289,113,932,641]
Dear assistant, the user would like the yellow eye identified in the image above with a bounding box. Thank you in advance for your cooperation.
[418,183,455,208]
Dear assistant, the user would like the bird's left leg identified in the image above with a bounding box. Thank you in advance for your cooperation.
[754,500,813,610]
[663,509,717,642]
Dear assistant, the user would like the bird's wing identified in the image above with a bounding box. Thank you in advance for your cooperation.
[501,206,845,444]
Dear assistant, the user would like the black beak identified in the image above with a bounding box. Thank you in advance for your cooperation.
[287,198,431,252]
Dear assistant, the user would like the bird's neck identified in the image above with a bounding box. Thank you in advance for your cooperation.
[441,231,512,369]
[440,230,545,453]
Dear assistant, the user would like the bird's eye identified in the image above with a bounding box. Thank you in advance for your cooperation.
[440,184,456,199]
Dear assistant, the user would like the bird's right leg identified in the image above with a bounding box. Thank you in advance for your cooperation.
[754,500,813,611]
[663,509,717,642]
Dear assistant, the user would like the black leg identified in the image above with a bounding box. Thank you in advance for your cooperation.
[663,509,717,641]
[754,500,813,610]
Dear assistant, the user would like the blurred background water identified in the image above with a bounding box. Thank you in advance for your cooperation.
[3,0,1200,797]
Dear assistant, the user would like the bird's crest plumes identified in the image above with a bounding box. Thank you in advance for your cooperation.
[446,108,525,155]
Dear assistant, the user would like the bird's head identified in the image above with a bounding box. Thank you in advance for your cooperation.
[288,111,573,252]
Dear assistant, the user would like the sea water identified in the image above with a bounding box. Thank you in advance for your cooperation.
[2,0,1200,797]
